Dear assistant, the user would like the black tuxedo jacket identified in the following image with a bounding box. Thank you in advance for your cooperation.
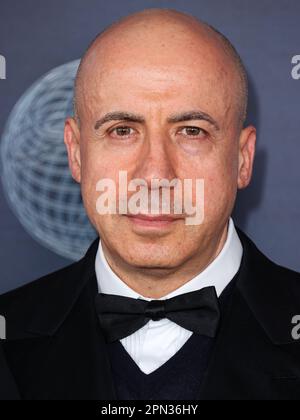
[0,341,19,400]
[0,229,300,400]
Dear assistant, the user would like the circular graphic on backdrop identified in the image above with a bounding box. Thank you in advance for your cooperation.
[0,60,97,260]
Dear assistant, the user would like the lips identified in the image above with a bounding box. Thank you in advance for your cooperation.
[125,214,184,222]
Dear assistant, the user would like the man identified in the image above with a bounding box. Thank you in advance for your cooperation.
[0,8,300,400]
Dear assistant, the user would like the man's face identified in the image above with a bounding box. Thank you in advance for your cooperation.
[65,30,255,270]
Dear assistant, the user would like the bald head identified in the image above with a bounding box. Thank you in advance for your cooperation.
[74,8,248,127]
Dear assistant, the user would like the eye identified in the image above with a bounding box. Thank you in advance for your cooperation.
[109,126,135,138]
[179,126,208,138]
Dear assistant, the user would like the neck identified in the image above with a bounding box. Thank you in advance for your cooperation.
[101,222,229,299]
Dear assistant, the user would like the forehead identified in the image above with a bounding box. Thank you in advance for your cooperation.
[79,34,237,122]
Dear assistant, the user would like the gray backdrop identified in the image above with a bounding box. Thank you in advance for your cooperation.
[0,0,299,294]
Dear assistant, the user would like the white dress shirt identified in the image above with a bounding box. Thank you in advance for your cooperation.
[95,218,243,374]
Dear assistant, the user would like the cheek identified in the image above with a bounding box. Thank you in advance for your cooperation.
[185,149,238,219]
[79,147,112,217]
[80,143,117,189]
[203,157,238,218]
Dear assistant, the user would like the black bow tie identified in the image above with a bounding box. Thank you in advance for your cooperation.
[95,287,220,343]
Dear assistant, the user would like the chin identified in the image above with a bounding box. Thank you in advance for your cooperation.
[120,245,184,270]
[126,257,179,270]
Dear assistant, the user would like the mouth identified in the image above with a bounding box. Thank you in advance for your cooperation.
[124,213,184,229]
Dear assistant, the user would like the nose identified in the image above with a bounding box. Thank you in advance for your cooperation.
[132,130,177,188]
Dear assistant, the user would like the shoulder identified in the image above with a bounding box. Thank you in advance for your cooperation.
[0,238,99,339]
[237,227,300,285]
[236,228,300,345]
[0,258,82,313]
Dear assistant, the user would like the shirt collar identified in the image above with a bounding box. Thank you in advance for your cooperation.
[95,218,243,300]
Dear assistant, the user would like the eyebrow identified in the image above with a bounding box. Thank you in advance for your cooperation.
[94,110,220,131]
[167,111,220,131]
[94,112,145,130]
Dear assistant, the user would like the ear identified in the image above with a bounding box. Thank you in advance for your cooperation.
[237,125,256,189]
[64,117,81,183]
